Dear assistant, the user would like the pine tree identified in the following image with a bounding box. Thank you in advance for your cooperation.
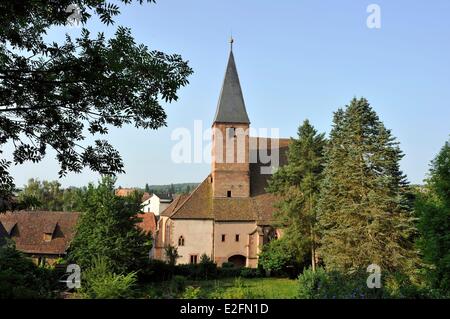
[415,139,450,292]
[267,120,326,270]
[68,176,152,273]
[317,97,417,273]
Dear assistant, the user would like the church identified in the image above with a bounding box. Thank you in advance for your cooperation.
[153,43,290,268]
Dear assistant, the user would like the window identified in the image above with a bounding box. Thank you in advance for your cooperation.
[190,255,198,264]
[221,234,226,242]
[235,234,240,242]
[228,127,236,139]
[227,190,231,198]
[178,236,185,246]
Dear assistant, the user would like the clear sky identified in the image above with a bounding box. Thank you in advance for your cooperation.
[7,0,450,188]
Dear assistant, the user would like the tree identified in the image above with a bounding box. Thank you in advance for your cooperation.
[17,178,85,211]
[68,176,152,273]
[267,120,326,271]
[415,139,450,293]
[0,1,193,207]
[317,97,417,273]
[0,240,56,298]
[144,183,151,194]
[164,245,181,267]
[258,238,298,274]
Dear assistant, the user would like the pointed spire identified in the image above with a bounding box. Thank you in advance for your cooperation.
[213,39,250,124]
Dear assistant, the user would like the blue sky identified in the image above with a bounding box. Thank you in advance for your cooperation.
[7,0,450,188]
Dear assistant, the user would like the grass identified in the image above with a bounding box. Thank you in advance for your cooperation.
[140,277,298,299]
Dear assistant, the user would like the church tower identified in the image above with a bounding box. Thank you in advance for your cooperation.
[211,39,250,198]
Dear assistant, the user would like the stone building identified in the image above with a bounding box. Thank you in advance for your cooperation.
[154,45,289,268]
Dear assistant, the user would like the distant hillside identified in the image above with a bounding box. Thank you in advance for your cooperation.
[144,183,200,195]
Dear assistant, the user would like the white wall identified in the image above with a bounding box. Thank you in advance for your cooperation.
[171,219,214,265]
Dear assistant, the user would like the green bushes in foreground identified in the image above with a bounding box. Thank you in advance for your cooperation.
[297,267,444,299]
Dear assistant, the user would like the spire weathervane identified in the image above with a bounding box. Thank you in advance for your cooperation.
[229,34,234,51]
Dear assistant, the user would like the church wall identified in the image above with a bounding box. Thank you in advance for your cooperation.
[214,221,257,268]
[171,219,214,265]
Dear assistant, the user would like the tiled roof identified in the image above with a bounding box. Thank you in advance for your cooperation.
[0,211,80,255]
[160,194,189,218]
[170,137,290,224]
[136,212,157,236]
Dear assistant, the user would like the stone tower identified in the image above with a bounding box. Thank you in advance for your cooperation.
[211,43,250,198]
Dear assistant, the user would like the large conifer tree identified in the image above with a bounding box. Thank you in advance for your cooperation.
[317,97,416,273]
[415,139,450,292]
[267,120,326,270]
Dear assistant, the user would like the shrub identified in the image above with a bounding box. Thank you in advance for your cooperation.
[139,259,173,282]
[298,267,385,299]
[221,262,235,269]
[182,286,202,299]
[259,238,299,276]
[170,275,187,294]
[199,254,217,280]
[81,256,137,299]
[240,267,262,278]
[0,242,57,298]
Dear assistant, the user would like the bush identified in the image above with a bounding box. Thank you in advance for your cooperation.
[221,262,235,269]
[0,242,57,298]
[182,286,201,299]
[298,267,385,299]
[170,275,187,294]
[240,267,263,278]
[259,238,300,276]
[81,256,137,299]
[139,259,173,282]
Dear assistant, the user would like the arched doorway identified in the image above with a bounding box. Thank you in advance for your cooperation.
[228,255,246,268]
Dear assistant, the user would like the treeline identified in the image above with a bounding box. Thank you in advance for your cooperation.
[143,183,199,195]
[14,180,200,211]
[260,97,450,297]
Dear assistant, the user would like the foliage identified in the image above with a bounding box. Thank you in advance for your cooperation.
[68,176,151,273]
[139,259,173,282]
[198,254,217,280]
[258,238,298,275]
[297,267,440,299]
[267,119,326,270]
[0,241,57,298]
[80,256,137,299]
[317,97,417,273]
[415,139,450,294]
[182,286,201,299]
[0,0,193,206]
[221,262,235,269]
[164,245,181,267]
[16,178,86,211]
[170,275,187,294]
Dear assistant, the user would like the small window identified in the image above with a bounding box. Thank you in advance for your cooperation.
[227,190,231,198]
[221,234,226,242]
[190,255,198,264]
[178,236,185,246]
[228,127,236,139]
[43,233,52,242]
[235,234,240,242]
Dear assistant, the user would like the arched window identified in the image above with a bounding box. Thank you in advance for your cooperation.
[178,236,185,246]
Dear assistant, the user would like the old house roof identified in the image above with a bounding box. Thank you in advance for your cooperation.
[213,50,250,124]
[169,137,290,224]
[0,211,80,255]
[136,212,157,236]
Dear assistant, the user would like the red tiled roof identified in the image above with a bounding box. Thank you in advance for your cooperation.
[136,212,157,236]
[0,211,80,255]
